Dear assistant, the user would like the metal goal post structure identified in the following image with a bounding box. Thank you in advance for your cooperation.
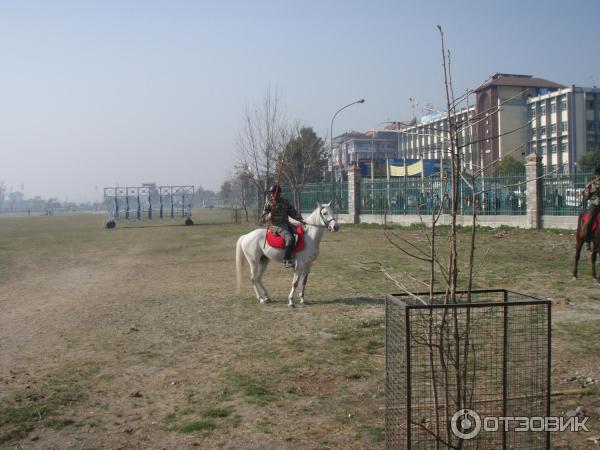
[103,185,194,228]
[385,289,551,449]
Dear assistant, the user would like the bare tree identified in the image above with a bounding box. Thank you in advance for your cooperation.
[381,26,562,449]
[237,85,289,219]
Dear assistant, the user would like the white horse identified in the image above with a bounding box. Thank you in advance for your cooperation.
[236,202,339,307]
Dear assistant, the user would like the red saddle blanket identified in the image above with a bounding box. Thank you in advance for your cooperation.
[266,226,305,252]
[581,211,600,232]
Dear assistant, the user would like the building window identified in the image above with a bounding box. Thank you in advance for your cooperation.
[550,103,557,113]
[540,144,547,155]
[587,121,595,131]
[551,144,557,153]
[540,104,546,115]
[587,100,595,109]
[540,126,546,136]
[561,121,568,133]
[560,100,567,111]
[551,123,557,134]
[529,108,536,118]
[561,142,568,153]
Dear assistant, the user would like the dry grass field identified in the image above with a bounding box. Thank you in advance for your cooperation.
[0,210,599,449]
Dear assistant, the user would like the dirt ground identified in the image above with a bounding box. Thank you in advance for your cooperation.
[0,211,598,449]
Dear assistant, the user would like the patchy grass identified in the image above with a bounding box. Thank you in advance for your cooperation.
[556,320,600,357]
[135,351,161,361]
[201,407,233,418]
[0,210,598,449]
[367,426,384,443]
[175,421,217,433]
[227,372,276,403]
[43,418,75,430]
[0,365,94,444]
[256,419,273,434]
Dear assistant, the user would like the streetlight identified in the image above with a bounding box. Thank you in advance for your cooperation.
[329,99,365,184]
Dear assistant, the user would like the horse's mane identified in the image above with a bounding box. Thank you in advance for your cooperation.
[304,206,321,225]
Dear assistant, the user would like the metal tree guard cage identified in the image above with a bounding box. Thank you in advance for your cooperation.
[385,289,551,449]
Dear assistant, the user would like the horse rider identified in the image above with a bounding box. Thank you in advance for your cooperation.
[262,183,305,268]
[582,166,600,250]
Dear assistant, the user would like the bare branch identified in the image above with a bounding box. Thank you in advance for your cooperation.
[384,231,432,262]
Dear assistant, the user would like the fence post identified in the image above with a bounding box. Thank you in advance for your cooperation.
[526,154,543,229]
[347,164,361,224]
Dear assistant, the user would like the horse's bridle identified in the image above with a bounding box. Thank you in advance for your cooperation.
[305,208,336,228]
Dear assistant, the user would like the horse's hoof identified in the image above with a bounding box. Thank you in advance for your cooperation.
[260,298,270,304]
[288,303,295,308]
[572,276,577,281]
[300,299,309,305]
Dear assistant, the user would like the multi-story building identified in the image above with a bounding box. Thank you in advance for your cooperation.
[527,86,600,172]
[330,130,401,180]
[328,74,600,178]
[474,73,564,171]
[397,107,477,173]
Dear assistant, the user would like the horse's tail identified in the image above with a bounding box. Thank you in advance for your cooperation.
[236,235,245,294]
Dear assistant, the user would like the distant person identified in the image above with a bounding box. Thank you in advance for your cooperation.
[582,167,600,250]
[261,183,304,268]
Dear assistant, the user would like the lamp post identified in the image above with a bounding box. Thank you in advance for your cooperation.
[329,99,365,185]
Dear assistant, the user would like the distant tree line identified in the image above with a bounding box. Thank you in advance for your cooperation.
[0,183,103,214]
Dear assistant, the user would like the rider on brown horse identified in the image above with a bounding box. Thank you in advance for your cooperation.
[583,167,600,250]
[262,183,305,268]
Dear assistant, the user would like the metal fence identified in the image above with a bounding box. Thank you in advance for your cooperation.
[281,182,348,214]
[541,170,590,216]
[283,171,594,220]
[358,174,527,216]
[386,290,551,449]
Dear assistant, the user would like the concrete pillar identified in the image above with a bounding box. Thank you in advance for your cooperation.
[526,154,543,229]
[347,164,361,224]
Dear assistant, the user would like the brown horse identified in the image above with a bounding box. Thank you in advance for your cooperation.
[573,211,600,281]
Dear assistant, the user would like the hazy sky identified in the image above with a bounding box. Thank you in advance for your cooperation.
[1,0,599,202]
